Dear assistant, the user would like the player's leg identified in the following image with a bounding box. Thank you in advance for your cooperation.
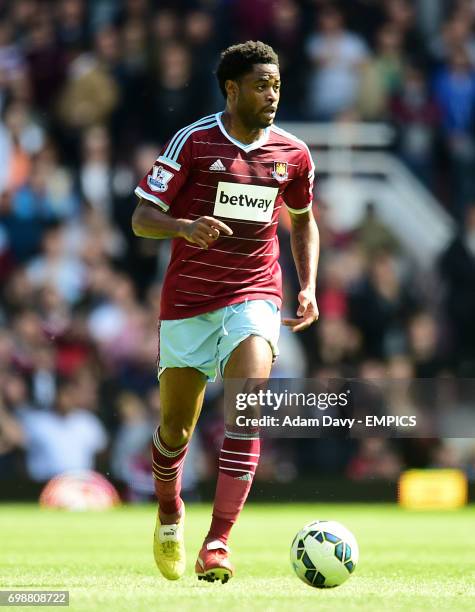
[153,366,207,580]
[196,336,273,582]
[154,367,207,522]
[210,335,272,538]
[196,300,279,583]
[153,314,217,523]
[153,311,220,580]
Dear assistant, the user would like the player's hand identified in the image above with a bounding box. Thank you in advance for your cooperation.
[282,288,319,333]
[180,216,233,249]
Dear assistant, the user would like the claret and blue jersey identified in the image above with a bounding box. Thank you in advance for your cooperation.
[135,111,315,320]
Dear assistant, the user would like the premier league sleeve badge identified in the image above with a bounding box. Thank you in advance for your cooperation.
[147,165,174,192]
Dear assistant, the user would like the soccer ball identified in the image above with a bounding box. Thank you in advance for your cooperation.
[39,471,120,511]
[290,520,359,588]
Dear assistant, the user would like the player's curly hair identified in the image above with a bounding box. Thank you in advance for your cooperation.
[216,41,279,98]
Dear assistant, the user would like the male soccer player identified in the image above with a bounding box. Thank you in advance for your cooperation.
[132,41,319,583]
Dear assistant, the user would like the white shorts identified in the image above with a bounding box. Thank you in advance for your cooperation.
[158,299,280,381]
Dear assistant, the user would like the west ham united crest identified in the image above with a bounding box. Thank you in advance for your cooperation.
[272,161,288,182]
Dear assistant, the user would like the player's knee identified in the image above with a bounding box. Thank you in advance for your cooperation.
[161,423,193,447]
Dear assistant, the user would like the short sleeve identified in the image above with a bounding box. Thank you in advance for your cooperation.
[283,147,315,214]
[134,132,192,212]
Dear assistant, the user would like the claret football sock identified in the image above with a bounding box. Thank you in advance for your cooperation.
[206,433,260,545]
[151,427,188,522]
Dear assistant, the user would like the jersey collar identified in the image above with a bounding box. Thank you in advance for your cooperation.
[216,112,270,152]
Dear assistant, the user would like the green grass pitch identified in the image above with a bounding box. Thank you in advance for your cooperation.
[1,503,475,611]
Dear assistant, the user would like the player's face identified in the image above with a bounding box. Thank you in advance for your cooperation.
[235,64,281,129]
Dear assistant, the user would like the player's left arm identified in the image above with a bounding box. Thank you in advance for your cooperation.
[283,209,320,332]
[281,147,319,332]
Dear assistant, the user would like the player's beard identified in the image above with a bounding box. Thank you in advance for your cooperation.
[255,105,277,128]
[257,114,274,128]
[237,99,274,131]
[242,109,273,130]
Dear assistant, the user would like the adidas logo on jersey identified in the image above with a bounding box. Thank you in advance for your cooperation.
[209,159,226,171]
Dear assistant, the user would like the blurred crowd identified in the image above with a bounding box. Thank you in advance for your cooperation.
[1,0,475,498]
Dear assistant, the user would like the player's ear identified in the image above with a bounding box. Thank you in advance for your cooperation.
[225,79,238,103]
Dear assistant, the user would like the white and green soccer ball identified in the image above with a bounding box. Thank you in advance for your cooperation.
[290,520,359,588]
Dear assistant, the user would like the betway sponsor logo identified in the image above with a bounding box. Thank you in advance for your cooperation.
[213,181,278,222]
[219,191,273,211]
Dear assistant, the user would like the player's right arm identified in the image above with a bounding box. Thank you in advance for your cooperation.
[131,122,232,248]
[132,202,232,249]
